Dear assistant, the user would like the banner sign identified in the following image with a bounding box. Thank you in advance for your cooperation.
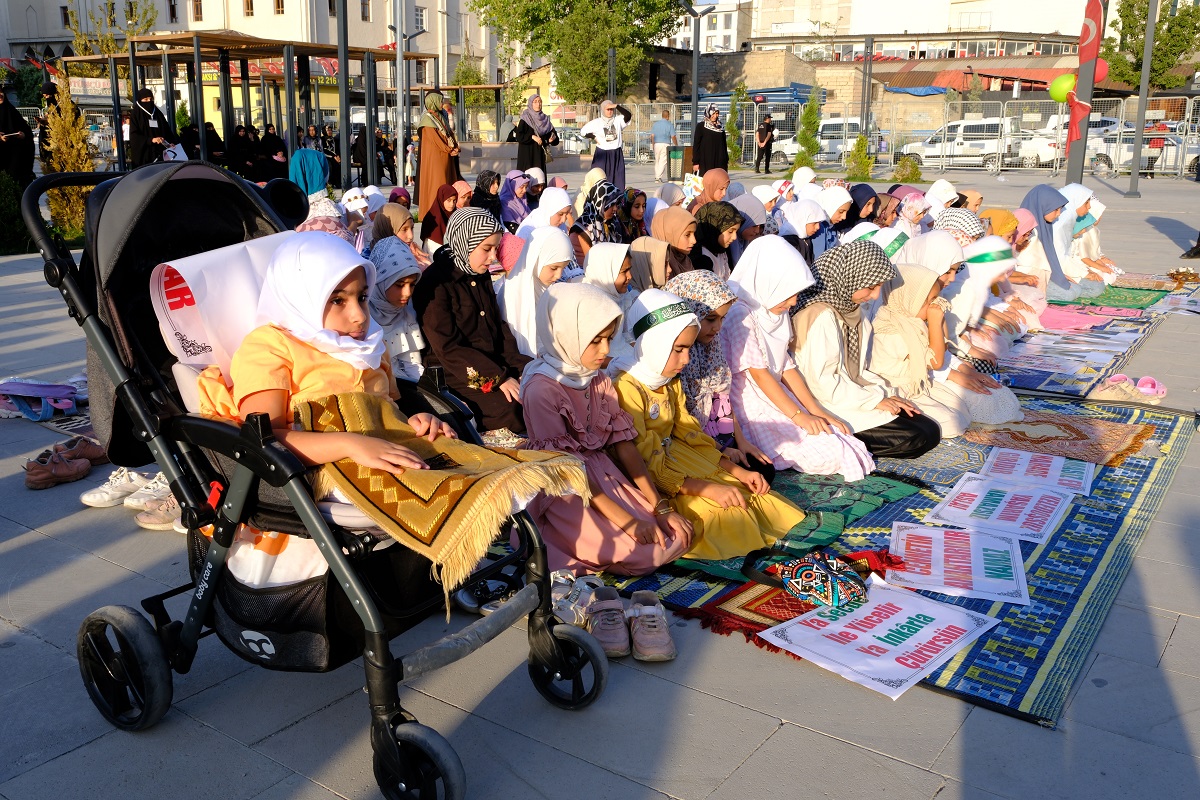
[758,576,999,699]
[924,473,1072,544]
[887,523,1029,605]
[980,448,1094,496]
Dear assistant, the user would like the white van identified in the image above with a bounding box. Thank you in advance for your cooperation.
[900,116,1025,171]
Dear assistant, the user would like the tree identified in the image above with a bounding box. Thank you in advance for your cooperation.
[67,0,158,81]
[451,58,494,137]
[468,0,682,102]
[175,100,190,131]
[1101,0,1200,91]
[726,82,748,165]
[14,66,44,107]
[792,87,822,170]
[45,90,92,236]
[844,135,875,181]
[965,74,984,103]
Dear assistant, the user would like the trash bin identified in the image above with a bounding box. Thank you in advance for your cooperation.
[667,145,685,181]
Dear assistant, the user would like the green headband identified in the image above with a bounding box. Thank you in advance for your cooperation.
[882,232,909,258]
[632,302,692,339]
[965,248,1014,264]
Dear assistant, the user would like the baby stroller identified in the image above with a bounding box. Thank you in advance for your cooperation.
[21,162,608,799]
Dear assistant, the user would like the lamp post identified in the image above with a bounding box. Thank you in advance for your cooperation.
[676,0,715,140]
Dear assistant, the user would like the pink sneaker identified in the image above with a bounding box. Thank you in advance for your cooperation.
[586,587,631,658]
[628,591,677,662]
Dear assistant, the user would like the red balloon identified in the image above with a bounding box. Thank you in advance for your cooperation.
[1095,58,1109,84]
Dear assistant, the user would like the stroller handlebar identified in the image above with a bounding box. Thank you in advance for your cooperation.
[21,171,124,266]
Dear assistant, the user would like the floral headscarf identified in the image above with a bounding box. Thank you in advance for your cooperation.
[665,271,736,420]
[573,180,626,244]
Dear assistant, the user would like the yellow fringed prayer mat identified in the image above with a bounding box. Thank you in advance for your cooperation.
[296,393,589,593]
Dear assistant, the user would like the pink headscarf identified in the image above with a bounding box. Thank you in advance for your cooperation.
[1014,208,1037,238]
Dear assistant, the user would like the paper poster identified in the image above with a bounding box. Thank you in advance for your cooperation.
[757,576,999,700]
[980,448,1095,496]
[887,523,1029,605]
[923,473,1072,544]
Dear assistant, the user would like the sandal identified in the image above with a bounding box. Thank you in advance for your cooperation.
[1136,376,1167,398]
[553,574,605,627]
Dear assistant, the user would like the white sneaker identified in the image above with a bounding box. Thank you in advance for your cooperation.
[123,472,170,510]
[80,467,153,508]
[135,493,181,531]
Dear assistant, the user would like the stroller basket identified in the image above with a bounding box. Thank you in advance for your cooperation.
[21,164,608,799]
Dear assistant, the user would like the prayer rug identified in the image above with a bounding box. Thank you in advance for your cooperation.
[1113,275,1181,291]
[1051,305,1143,319]
[962,410,1156,467]
[32,411,96,440]
[1049,286,1169,310]
[681,397,1195,727]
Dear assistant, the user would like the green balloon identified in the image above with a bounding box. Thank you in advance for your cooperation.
[1049,74,1077,103]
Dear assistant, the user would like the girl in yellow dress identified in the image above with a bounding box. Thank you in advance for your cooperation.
[610,289,808,562]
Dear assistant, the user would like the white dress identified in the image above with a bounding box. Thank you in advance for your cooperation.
[792,309,894,434]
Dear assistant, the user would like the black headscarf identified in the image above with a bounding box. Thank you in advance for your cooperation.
[470,170,504,224]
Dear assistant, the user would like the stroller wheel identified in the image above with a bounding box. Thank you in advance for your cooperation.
[527,623,609,710]
[374,723,466,800]
[77,605,173,731]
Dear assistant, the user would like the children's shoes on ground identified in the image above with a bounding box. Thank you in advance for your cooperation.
[627,590,677,662]
[586,587,631,658]
[80,466,153,507]
[24,450,91,490]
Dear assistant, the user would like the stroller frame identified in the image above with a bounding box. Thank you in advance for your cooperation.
[22,168,608,799]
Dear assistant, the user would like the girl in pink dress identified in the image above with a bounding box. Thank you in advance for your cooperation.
[721,236,876,481]
[520,282,692,575]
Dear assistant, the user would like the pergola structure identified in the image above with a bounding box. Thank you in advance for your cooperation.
[63,30,507,193]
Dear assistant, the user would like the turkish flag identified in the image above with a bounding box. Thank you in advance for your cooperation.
[1080,0,1103,66]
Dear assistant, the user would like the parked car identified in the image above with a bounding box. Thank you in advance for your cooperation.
[1087,130,1200,176]
[900,116,1026,172]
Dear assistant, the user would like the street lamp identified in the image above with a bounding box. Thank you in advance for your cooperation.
[676,0,715,140]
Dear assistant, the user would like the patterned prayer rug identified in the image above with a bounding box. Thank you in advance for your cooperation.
[1113,275,1182,291]
[962,410,1156,467]
[1049,286,1169,309]
[680,397,1195,727]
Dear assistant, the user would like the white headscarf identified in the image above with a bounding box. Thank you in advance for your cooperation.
[644,196,668,231]
[727,235,815,371]
[894,231,964,276]
[257,231,386,370]
[583,242,637,367]
[520,283,623,398]
[944,236,1016,336]
[751,185,777,208]
[498,227,574,356]
[516,187,572,240]
[795,182,823,201]
[870,227,912,262]
[777,199,826,237]
[926,179,958,206]
[840,220,881,244]
[793,166,816,185]
[611,288,699,391]
[1052,182,1095,268]
[816,186,853,221]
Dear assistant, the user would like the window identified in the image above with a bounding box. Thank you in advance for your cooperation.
[274,0,283,13]
[169,0,178,22]
[192,0,202,21]
[707,14,717,29]
[125,1,134,19]
[328,0,334,15]
[681,37,690,50]
[60,5,69,26]
[414,60,427,84]
[705,36,715,50]
[360,0,369,20]
[723,12,731,28]
[104,2,115,24]
[244,0,253,15]
[414,6,426,30]
[212,97,221,111]
[722,35,731,50]
[675,73,685,93]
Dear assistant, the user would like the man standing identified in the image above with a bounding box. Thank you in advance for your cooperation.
[651,109,678,183]
[755,112,775,174]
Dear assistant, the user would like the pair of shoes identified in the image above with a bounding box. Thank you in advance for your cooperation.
[552,573,605,626]
[453,579,512,614]
[754,168,760,173]
[480,428,526,448]
[80,466,154,507]
[585,587,677,661]
[1088,375,1161,405]
[54,436,108,466]
[124,472,170,510]
[135,493,182,531]
[24,450,91,490]
[1180,246,1200,260]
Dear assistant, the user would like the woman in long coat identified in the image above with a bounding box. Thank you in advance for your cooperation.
[692,103,729,177]
[515,95,559,173]
[417,91,461,218]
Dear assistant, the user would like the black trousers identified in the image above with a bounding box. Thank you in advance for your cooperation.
[854,414,942,459]
[755,143,772,171]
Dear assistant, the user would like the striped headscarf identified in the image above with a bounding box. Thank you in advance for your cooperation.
[443,207,503,274]
[799,240,898,377]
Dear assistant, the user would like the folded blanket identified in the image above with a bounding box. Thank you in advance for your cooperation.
[296,392,590,596]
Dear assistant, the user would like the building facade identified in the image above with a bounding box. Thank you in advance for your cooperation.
[660,1,752,54]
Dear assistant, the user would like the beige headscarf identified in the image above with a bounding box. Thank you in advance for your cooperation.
[574,167,607,218]
[870,265,940,396]
[519,282,623,399]
[629,236,670,290]
[650,206,697,277]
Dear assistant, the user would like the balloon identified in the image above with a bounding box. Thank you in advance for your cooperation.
[1094,58,1109,84]
[1049,73,1077,103]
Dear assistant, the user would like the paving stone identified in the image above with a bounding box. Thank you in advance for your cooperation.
[0,619,75,697]
[0,711,291,800]
[933,706,1200,798]
[1064,654,1200,756]
[247,775,346,800]
[1088,601,1177,667]
[256,686,673,800]
[1161,614,1200,680]
[1115,556,1200,617]
[930,780,1013,800]
[708,721,946,800]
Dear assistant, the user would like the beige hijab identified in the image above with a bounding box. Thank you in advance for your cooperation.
[650,206,696,277]
[870,265,940,396]
[629,236,669,290]
[574,167,607,218]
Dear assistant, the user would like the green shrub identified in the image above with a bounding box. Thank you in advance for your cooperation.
[844,135,875,182]
[891,155,923,184]
[792,88,821,172]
